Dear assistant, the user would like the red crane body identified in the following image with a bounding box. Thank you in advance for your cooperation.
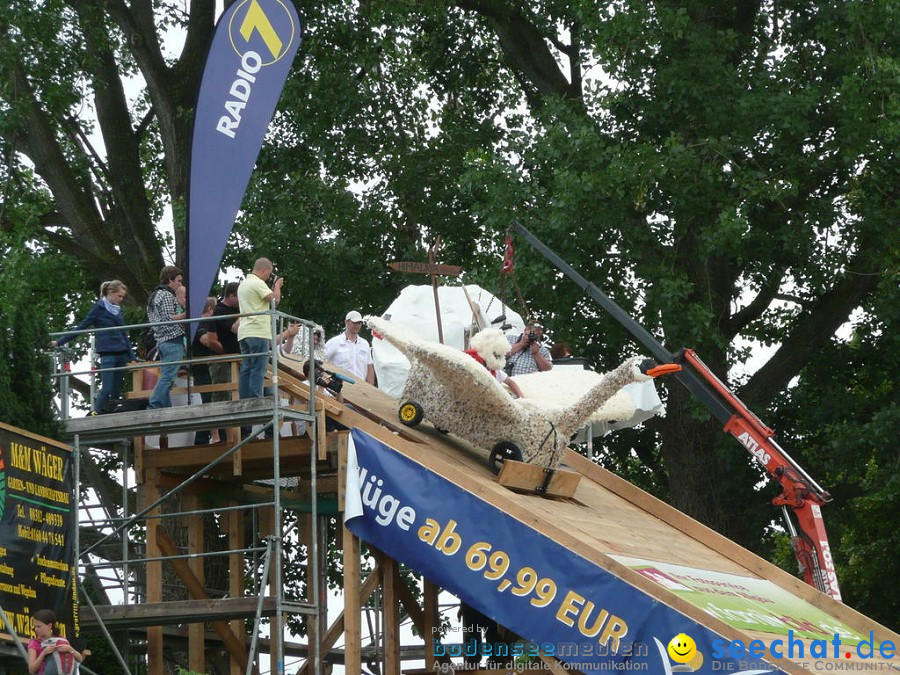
[513,223,842,601]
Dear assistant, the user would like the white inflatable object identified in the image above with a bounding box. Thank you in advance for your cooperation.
[372,284,524,398]
[368,316,660,470]
[373,284,664,434]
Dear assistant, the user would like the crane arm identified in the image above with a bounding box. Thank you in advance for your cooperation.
[512,222,842,601]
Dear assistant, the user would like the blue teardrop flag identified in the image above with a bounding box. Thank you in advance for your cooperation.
[187,0,302,327]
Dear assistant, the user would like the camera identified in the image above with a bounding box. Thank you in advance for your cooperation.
[302,359,343,395]
[526,330,538,345]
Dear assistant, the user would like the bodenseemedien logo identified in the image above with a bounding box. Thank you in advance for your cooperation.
[227,0,297,65]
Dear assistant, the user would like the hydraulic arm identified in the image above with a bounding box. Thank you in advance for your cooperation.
[512,222,842,601]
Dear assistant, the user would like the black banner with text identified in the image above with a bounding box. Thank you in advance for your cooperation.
[0,423,77,640]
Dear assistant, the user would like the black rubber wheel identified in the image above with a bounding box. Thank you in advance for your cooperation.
[398,400,424,427]
[488,442,523,475]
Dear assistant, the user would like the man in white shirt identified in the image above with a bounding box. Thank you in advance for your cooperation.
[324,310,375,384]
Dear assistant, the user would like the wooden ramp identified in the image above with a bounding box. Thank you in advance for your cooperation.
[280,360,898,675]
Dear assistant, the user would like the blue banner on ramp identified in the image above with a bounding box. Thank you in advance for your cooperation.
[344,428,784,673]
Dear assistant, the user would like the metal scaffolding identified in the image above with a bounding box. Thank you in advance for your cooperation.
[52,307,330,674]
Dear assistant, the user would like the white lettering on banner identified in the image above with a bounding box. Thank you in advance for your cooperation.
[819,542,841,600]
[216,51,264,138]
[357,467,417,530]
[736,432,772,465]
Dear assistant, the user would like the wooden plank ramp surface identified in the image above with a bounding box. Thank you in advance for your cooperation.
[277,361,898,675]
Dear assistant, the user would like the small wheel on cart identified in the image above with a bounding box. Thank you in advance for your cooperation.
[488,442,523,475]
[398,401,424,427]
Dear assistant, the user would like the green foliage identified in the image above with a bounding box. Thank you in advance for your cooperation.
[2,0,897,637]
[769,277,899,629]
[0,276,61,439]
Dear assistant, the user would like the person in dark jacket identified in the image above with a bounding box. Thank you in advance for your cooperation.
[52,280,135,413]
[192,296,223,444]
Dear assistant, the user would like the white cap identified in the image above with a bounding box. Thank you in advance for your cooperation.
[345,310,363,322]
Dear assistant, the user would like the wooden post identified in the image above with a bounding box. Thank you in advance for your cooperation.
[300,514,319,672]
[228,504,246,675]
[343,527,361,674]
[388,238,462,345]
[141,469,164,675]
[230,359,243,475]
[185,494,206,674]
[423,579,440,669]
[268,524,282,672]
[380,552,401,674]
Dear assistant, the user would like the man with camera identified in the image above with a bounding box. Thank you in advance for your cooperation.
[505,321,553,376]
[237,257,283,401]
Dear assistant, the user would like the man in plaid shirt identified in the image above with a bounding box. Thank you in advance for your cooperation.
[505,321,553,376]
[147,265,186,409]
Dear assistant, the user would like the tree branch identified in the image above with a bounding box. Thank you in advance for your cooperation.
[721,268,785,338]
[455,0,577,102]
[3,54,120,265]
[740,247,883,405]
[72,2,163,297]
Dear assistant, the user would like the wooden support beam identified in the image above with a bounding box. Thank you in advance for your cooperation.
[393,576,451,668]
[337,431,349,512]
[81,598,277,630]
[141,469,164,675]
[295,559,381,675]
[341,528,361,675]
[142,437,314,471]
[380,551,401,675]
[301,514,319,671]
[156,529,251,672]
[229,504,246,675]
[423,580,440,669]
[317,405,327,461]
[184,494,205,674]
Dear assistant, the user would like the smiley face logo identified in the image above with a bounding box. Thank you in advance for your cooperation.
[667,633,697,664]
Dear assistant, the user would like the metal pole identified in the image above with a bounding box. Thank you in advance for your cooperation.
[308,323,321,675]
[79,587,134,675]
[270,304,285,675]
[58,350,70,421]
[121,440,130,604]
[0,599,29,662]
[512,221,737,424]
[246,537,274,675]
[81,430,264,558]
[89,334,97,410]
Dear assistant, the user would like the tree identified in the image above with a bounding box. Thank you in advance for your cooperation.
[0,0,217,304]
[0,277,60,439]
[1,0,896,630]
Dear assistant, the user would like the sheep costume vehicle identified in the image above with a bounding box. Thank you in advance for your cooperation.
[366,316,680,475]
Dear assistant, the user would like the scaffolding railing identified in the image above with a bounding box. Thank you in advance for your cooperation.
[53,306,330,675]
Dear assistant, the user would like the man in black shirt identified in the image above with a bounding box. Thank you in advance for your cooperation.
[193,296,223,444]
[210,282,240,404]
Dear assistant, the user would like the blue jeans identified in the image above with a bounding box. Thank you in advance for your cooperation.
[95,352,130,412]
[148,339,184,409]
[239,337,270,399]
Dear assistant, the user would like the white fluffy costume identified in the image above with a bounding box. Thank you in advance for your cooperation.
[367,316,660,470]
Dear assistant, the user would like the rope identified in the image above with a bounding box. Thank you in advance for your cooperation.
[487,228,534,326]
